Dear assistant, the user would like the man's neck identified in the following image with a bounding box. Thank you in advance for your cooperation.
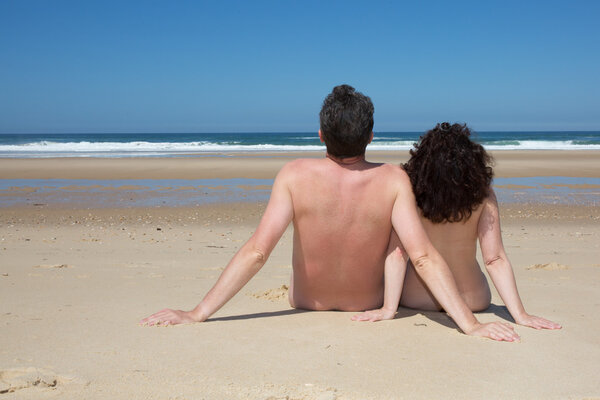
[325,153,367,167]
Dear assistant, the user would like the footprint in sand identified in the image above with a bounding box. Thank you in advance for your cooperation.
[526,262,570,271]
[0,367,74,394]
[251,285,289,302]
[33,264,73,269]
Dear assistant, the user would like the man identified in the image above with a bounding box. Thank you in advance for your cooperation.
[141,85,519,341]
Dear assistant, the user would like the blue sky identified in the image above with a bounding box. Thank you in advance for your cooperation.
[1,0,599,133]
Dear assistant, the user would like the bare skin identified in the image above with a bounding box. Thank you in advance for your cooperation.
[353,189,561,333]
[141,134,520,341]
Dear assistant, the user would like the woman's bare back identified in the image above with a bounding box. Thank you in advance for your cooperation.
[400,202,492,311]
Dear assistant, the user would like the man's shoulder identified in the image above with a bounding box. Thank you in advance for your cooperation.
[368,163,413,199]
[373,162,410,181]
[276,158,324,180]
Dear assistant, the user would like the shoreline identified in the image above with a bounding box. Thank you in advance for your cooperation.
[0,150,599,179]
[1,151,598,209]
[1,177,599,208]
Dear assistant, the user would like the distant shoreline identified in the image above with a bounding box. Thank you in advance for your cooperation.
[1,150,599,179]
[1,151,598,209]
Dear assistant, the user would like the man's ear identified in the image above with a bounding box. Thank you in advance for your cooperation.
[318,130,325,143]
[368,131,374,144]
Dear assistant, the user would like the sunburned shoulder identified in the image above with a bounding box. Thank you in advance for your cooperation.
[277,158,324,176]
[376,163,411,185]
[276,159,409,182]
[377,162,405,175]
[273,158,327,184]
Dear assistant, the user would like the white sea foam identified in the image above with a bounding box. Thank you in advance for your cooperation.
[0,139,598,157]
[484,140,600,150]
[0,141,325,154]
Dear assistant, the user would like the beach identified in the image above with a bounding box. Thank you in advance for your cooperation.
[1,151,599,399]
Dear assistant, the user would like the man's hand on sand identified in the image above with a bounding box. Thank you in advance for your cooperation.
[140,308,203,326]
[354,311,522,342]
[515,314,562,330]
[351,308,396,322]
[466,321,521,342]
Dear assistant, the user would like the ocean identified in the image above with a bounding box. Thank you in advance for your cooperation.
[0,131,599,157]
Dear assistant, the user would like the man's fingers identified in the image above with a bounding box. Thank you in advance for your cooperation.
[140,309,176,326]
[487,323,520,342]
[522,316,562,330]
[534,317,562,330]
[538,318,561,329]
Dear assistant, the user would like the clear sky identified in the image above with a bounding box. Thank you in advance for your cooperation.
[1,0,599,133]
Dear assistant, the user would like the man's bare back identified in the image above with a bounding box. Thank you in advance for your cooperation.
[284,157,401,311]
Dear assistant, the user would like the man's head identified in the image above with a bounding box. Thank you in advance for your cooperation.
[319,84,374,158]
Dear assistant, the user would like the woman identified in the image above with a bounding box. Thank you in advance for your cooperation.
[353,122,561,332]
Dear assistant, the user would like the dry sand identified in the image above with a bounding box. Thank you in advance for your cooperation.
[1,152,599,399]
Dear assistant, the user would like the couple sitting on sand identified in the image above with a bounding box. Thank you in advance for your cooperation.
[142,85,561,341]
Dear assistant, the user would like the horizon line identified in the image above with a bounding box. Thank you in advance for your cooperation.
[1,129,599,135]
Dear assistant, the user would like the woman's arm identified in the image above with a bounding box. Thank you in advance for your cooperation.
[478,188,561,330]
[351,230,408,322]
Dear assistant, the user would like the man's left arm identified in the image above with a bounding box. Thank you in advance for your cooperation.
[391,169,520,341]
[141,165,295,326]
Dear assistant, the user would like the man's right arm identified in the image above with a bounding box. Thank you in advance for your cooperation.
[391,168,520,341]
[140,164,295,326]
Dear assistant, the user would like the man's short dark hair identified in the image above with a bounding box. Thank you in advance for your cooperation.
[319,84,374,158]
[403,122,494,223]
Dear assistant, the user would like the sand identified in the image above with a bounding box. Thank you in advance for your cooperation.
[1,150,600,179]
[1,151,599,399]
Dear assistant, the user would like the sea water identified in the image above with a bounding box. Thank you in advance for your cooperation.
[0,131,599,157]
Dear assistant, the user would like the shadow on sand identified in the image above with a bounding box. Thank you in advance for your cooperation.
[206,303,515,332]
[206,308,310,322]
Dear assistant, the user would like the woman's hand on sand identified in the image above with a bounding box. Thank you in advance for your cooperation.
[140,308,203,326]
[466,321,521,342]
[515,314,562,330]
[351,308,396,322]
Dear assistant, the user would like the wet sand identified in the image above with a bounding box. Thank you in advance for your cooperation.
[0,152,599,399]
[1,150,600,179]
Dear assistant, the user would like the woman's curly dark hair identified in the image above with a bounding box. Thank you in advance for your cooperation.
[403,122,494,223]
